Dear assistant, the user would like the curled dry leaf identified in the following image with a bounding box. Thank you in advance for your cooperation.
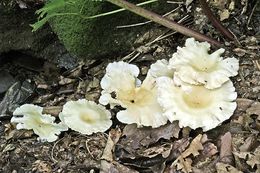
[121,122,180,150]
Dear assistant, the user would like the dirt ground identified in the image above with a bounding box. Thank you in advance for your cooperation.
[0,0,259,172]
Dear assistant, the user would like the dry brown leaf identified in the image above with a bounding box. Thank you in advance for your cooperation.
[239,135,257,152]
[171,134,204,172]
[176,157,193,173]
[233,151,250,159]
[220,132,233,164]
[100,161,138,173]
[246,102,260,116]
[121,122,180,149]
[202,142,218,157]
[246,146,260,168]
[235,98,254,114]
[100,128,124,173]
[101,128,122,161]
[137,143,172,158]
[216,162,243,173]
[219,9,230,21]
[182,134,204,158]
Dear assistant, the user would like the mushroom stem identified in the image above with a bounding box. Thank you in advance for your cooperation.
[106,0,221,47]
[199,0,235,41]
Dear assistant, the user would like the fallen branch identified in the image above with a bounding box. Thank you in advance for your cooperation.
[107,0,222,47]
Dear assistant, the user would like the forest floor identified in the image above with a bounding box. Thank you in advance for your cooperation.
[0,0,259,172]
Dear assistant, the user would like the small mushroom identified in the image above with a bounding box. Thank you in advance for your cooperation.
[11,104,68,142]
[59,99,112,135]
[99,61,168,128]
[157,76,237,131]
[169,38,239,89]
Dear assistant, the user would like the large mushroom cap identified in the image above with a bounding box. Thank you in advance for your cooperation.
[59,99,112,135]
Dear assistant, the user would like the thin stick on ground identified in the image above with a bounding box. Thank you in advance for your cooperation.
[106,0,222,47]
[199,0,235,41]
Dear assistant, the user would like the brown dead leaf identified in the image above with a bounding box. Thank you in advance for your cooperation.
[137,143,172,158]
[168,138,191,161]
[176,157,193,173]
[220,132,233,164]
[100,128,125,173]
[216,162,243,173]
[202,142,218,157]
[171,134,204,173]
[239,135,257,152]
[235,98,254,114]
[246,102,260,116]
[219,9,230,21]
[101,128,122,161]
[182,134,204,158]
[121,122,180,149]
[100,161,138,173]
[246,146,260,169]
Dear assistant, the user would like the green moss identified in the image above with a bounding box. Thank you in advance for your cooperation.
[50,0,172,59]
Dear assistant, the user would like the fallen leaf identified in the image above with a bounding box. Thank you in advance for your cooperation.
[171,134,204,173]
[182,134,204,158]
[137,143,172,158]
[216,162,243,173]
[121,122,180,149]
[246,102,260,116]
[202,142,218,157]
[239,135,257,152]
[220,132,233,164]
[100,161,138,173]
[176,157,192,173]
[219,9,230,21]
[246,146,260,168]
[101,128,122,161]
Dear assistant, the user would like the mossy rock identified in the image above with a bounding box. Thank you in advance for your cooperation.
[50,0,174,59]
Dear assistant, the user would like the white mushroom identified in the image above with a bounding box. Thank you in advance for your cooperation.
[99,61,168,128]
[11,104,68,142]
[59,99,112,135]
[157,76,237,131]
[169,38,239,89]
[148,59,174,79]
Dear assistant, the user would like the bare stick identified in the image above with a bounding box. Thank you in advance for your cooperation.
[199,0,235,41]
[106,0,221,47]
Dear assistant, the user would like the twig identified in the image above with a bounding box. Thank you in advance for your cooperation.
[199,0,235,41]
[106,0,221,47]
[247,1,258,28]
[116,6,182,29]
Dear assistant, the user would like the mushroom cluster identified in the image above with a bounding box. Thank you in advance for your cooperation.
[99,38,239,131]
[156,38,239,131]
[11,38,239,142]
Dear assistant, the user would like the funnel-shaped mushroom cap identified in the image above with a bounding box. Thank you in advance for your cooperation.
[169,38,239,89]
[157,76,237,131]
[59,99,112,135]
